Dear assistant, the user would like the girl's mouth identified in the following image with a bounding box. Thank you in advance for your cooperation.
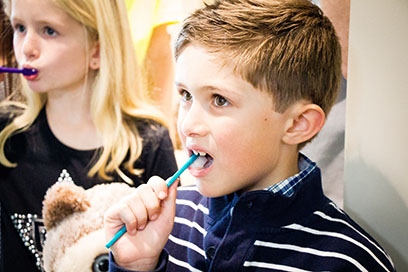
[23,66,39,80]
[24,73,38,80]
[190,150,214,170]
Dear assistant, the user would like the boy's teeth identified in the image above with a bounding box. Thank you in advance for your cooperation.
[192,150,207,157]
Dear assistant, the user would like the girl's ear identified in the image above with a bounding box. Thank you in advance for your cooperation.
[282,102,325,145]
[89,41,100,70]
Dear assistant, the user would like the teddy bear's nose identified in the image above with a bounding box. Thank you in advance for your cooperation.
[92,253,109,272]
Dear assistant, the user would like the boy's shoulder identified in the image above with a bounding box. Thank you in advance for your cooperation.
[172,185,395,271]
[289,201,395,271]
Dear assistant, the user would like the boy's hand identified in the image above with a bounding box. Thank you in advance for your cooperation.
[104,176,178,271]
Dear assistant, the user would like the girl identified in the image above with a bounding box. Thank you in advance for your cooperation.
[0,0,178,271]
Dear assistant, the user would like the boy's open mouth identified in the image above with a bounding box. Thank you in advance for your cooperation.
[190,150,213,170]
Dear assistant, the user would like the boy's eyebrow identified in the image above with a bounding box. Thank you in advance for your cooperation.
[175,81,239,96]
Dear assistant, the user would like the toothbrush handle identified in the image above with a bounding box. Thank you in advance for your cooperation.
[0,67,37,76]
[105,225,127,248]
[0,67,20,73]
[166,153,198,187]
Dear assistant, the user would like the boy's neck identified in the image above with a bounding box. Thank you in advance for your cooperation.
[272,147,300,185]
[244,145,300,192]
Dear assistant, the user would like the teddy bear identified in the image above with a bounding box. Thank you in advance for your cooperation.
[41,180,135,272]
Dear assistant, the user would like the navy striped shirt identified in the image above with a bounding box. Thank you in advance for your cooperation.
[110,158,395,272]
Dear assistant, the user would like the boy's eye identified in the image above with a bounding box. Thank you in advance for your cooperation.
[180,90,193,102]
[213,95,229,107]
[44,27,57,36]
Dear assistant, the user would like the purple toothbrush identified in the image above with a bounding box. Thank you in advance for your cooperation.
[0,67,38,76]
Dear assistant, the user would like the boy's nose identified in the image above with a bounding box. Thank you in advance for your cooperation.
[179,103,209,138]
[22,32,40,61]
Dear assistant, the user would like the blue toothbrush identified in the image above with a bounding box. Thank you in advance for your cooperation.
[105,153,199,248]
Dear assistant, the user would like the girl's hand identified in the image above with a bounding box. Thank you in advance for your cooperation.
[104,176,178,271]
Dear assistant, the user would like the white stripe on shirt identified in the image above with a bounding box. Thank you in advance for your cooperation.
[243,261,315,272]
[313,210,394,267]
[174,216,207,236]
[253,240,368,272]
[178,186,198,191]
[176,199,209,215]
[168,234,206,257]
[329,202,345,214]
[283,223,391,272]
[168,255,203,272]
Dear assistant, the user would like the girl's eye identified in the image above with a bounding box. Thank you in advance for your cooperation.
[44,27,57,36]
[180,90,193,102]
[213,95,229,107]
[14,24,26,33]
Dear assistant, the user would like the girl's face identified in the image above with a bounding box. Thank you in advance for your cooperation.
[176,45,292,197]
[10,0,96,94]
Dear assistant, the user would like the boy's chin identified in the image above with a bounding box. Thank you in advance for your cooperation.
[196,182,231,198]
[196,182,216,197]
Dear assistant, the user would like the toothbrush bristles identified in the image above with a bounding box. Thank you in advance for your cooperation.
[22,68,38,76]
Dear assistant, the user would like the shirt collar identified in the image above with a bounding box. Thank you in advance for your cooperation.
[264,153,316,197]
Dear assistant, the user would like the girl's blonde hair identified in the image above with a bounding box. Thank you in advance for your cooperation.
[0,0,167,184]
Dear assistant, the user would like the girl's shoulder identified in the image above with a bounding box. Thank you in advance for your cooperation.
[132,117,169,139]
[0,105,24,130]
[129,117,173,153]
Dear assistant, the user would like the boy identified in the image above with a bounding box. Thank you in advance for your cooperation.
[105,0,395,271]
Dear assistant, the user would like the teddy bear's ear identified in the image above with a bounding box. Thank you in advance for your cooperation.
[42,182,90,230]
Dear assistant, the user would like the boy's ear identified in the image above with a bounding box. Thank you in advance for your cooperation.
[89,41,100,70]
[282,102,325,145]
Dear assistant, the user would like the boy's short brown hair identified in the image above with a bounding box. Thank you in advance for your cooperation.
[175,0,342,116]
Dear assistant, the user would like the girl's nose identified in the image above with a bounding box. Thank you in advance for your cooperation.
[22,32,40,61]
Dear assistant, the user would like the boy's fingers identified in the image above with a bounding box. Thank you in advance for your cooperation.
[161,178,179,218]
[138,184,161,221]
[127,190,148,231]
[148,176,168,200]
[167,178,179,200]
[105,201,137,236]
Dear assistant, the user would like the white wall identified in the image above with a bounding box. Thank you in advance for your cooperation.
[345,0,408,270]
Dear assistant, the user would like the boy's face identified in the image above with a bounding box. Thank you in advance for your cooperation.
[176,45,293,197]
